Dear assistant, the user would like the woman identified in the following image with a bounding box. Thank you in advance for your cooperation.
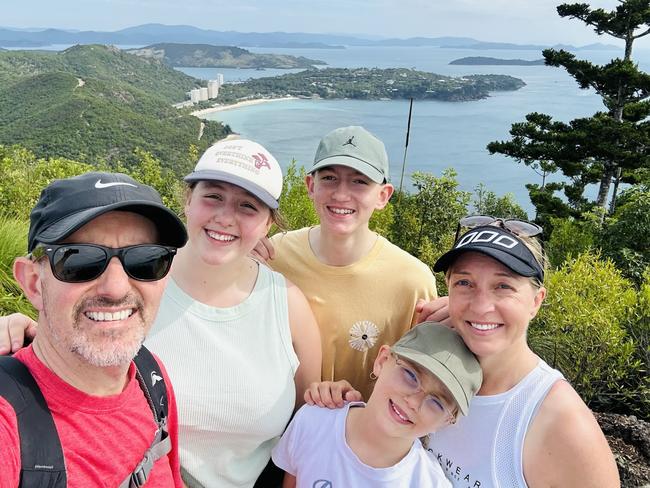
[0,138,322,488]
[304,217,619,487]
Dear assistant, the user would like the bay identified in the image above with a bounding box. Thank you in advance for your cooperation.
[180,45,650,215]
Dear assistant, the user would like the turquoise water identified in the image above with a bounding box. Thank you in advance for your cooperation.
[178,46,650,215]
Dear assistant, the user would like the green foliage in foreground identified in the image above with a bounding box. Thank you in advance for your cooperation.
[0,217,36,319]
[0,145,185,222]
[530,252,649,418]
[545,185,650,286]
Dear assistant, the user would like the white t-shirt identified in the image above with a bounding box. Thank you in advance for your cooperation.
[272,402,452,488]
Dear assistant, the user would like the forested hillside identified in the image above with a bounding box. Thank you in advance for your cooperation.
[127,43,326,68]
[0,45,229,173]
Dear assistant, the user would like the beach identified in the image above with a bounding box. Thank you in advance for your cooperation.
[191,97,298,117]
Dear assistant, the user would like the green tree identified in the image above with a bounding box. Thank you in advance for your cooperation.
[601,185,650,284]
[390,169,470,292]
[275,160,318,233]
[472,183,528,219]
[115,149,185,215]
[0,145,93,221]
[488,1,650,220]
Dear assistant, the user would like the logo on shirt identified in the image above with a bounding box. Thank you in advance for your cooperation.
[348,320,380,352]
[151,371,163,386]
[313,481,333,488]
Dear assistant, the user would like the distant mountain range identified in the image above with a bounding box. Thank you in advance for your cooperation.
[450,57,546,66]
[0,24,620,51]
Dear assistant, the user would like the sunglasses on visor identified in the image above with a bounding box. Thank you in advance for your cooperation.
[455,215,543,242]
[30,244,177,283]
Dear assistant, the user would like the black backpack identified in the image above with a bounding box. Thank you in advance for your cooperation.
[0,346,170,488]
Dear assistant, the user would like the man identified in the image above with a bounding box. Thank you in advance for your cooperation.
[258,126,439,400]
[0,172,187,487]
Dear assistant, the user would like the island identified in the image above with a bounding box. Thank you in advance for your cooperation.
[216,67,526,104]
[126,43,326,69]
[450,56,545,66]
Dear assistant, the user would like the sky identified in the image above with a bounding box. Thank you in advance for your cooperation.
[1,0,640,46]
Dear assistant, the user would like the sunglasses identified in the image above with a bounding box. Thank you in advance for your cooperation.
[31,244,177,283]
[455,215,543,242]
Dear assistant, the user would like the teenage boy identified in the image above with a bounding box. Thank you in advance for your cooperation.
[0,172,187,487]
[262,126,438,399]
[272,321,482,487]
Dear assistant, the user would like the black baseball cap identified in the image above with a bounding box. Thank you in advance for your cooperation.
[433,225,544,281]
[28,172,188,252]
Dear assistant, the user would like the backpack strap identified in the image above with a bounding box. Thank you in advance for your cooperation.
[0,356,66,488]
[118,346,172,488]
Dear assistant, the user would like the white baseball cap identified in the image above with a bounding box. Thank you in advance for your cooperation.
[184,139,283,209]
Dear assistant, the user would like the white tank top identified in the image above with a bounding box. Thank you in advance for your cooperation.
[146,264,299,488]
[428,360,564,488]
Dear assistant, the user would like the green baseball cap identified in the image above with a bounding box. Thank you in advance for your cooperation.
[391,322,482,416]
[310,126,389,183]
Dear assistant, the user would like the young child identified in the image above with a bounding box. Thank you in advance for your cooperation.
[271,321,482,487]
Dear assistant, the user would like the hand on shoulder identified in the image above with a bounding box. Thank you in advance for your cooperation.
[0,313,37,355]
[415,297,451,326]
[304,380,363,408]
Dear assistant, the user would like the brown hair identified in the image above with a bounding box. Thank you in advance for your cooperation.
[183,182,287,233]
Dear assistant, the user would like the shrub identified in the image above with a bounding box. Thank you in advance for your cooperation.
[545,213,601,269]
[601,187,650,286]
[274,160,318,234]
[472,183,528,219]
[0,145,93,221]
[530,252,647,416]
[0,217,36,318]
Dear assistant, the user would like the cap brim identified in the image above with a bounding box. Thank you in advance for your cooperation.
[309,155,385,183]
[391,347,472,415]
[36,201,188,248]
[184,169,279,209]
[433,245,539,278]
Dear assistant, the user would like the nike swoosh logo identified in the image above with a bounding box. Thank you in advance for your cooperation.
[95,180,137,189]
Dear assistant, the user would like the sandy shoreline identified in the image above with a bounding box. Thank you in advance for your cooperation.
[191,97,298,117]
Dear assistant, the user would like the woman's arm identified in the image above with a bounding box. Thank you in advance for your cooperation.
[523,380,620,487]
[286,280,322,409]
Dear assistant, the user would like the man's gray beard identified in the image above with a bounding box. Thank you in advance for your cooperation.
[42,288,147,367]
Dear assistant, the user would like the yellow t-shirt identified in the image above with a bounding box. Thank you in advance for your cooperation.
[270,227,437,399]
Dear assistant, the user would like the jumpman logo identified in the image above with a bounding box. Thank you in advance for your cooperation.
[342,136,356,147]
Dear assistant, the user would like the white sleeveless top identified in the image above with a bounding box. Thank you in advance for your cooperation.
[146,265,299,488]
[428,360,564,488]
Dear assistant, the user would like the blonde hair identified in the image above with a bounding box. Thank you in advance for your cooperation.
[516,232,547,288]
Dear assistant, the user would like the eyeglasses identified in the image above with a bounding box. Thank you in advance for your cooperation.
[391,354,456,424]
[30,244,177,283]
[455,215,543,243]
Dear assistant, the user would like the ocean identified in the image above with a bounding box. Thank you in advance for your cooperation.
[179,45,650,215]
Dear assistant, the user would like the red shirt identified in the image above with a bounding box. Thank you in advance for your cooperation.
[0,346,182,488]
